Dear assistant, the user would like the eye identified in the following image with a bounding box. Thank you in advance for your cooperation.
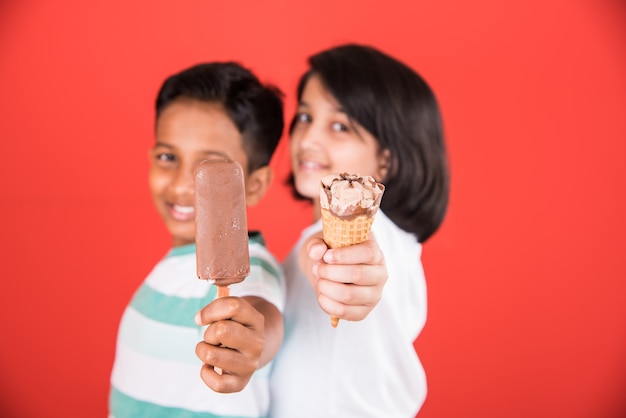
[295,112,312,124]
[331,122,348,132]
[151,150,177,167]
[156,153,176,163]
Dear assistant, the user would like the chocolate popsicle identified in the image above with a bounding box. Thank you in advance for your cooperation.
[195,159,250,297]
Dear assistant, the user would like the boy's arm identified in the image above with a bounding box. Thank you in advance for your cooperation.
[242,296,283,368]
[194,296,282,393]
[299,231,388,321]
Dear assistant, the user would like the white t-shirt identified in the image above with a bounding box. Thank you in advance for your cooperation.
[269,211,427,418]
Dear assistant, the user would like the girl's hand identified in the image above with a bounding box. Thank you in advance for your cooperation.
[194,296,265,393]
[299,232,388,321]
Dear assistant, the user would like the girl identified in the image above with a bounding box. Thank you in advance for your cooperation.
[269,44,450,417]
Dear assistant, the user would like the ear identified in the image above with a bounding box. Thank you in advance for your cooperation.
[245,166,273,207]
[376,149,391,182]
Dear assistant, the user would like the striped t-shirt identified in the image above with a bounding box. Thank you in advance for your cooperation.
[110,233,284,418]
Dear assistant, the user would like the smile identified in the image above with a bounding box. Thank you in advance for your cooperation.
[169,204,195,221]
[299,159,327,171]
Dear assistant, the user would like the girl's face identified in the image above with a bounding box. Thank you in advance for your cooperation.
[150,98,249,247]
[290,74,389,211]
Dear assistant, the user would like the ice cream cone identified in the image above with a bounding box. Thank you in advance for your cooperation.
[321,209,375,249]
[321,209,375,327]
[319,173,385,328]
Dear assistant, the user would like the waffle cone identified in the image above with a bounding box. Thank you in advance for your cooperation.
[321,209,375,249]
[321,209,376,327]
[319,173,385,328]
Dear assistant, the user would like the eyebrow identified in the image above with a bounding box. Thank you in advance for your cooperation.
[152,144,230,160]
[298,100,346,114]
[202,151,231,160]
[153,141,173,148]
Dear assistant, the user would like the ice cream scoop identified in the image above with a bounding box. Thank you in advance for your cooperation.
[320,173,384,220]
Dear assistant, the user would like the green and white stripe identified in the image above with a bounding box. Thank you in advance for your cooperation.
[110,236,283,418]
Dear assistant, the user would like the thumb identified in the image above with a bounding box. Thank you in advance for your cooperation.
[306,236,328,262]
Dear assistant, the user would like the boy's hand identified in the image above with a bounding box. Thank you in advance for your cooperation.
[194,296,265,393]
[300,232,388,321]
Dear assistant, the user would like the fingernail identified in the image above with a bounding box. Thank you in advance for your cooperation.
[194,312,201,325]
[323,250,333,263]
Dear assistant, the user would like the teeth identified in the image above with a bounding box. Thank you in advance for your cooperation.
[173,205,194,214]
[302,160,323,169]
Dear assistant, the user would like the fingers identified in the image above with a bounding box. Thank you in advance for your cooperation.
[308,238,386,286]
[195,297,264,357]
[195,328,262,375]
[198,358,253,393]
[305,235,328,262]
[305,235,385,266]
[315,262,388,286]
[307,238,388,322]
[195,320,263,393]
[314,261,386,321]
[195,296,263,327]
[316,290,378,322]
[194,296,265,393]
[315,238,387,287]
[322,238,384,265]
[202,315,264,350]
[317,277,382,306]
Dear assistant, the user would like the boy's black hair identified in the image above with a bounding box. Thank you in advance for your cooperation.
[289,44,450,243]
[156,62,284,172]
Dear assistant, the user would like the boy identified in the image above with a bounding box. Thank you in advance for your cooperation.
[109,62,285,417]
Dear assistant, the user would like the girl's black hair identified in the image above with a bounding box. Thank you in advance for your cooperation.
[289,44,450,242]
[156,62,284,172]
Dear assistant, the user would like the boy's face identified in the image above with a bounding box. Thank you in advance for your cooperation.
[150,98,250,247]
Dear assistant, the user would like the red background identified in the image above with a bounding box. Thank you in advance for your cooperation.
[1,0,625,417]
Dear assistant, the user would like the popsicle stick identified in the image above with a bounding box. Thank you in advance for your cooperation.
[217,285,230,298]
[213,285,230,375]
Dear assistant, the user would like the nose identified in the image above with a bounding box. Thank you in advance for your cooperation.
[294,121,323,150]
[171,162,195,196]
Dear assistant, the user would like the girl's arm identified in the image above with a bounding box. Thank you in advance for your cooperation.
[299,231,388,321]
